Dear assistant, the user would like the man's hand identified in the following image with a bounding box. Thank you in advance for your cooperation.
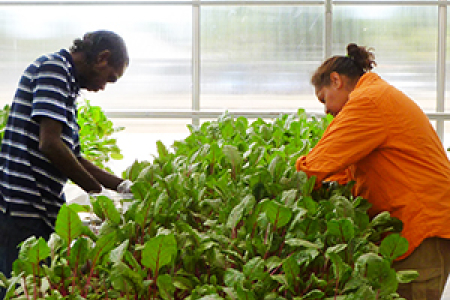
[117,180,133,194]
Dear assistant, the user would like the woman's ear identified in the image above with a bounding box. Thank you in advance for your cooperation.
[330,72,343,89]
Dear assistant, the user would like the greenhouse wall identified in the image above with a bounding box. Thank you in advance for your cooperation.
[0,0,449,173]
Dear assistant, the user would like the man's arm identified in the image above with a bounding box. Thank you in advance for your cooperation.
[38,116,103,193]
[79,157,124,191]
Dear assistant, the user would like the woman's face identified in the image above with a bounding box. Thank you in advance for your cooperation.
[315,72,351,117]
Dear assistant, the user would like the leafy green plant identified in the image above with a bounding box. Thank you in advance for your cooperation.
[77,99,124,172]
[0,110,418,300]
[0,100,123,173]
[0,104,10,145]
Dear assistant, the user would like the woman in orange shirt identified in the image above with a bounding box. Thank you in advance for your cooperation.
[296,43,450,300]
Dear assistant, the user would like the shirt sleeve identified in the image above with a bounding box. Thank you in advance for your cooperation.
[31,60,72,125]
[325,168,352,185]
[296,96,388,183]
[30,59,81,157]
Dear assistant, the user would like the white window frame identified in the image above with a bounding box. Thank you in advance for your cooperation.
[1,0,449,141]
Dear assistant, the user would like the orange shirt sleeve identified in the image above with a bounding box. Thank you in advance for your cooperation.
[325,168,352,185]
[296,95,387,183]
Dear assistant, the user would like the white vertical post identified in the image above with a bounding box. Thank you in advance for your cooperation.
[325,0,333,59]
[436,0,447,142]
[192,0,201,126]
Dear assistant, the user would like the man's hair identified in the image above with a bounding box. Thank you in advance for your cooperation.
[70,30,129,69]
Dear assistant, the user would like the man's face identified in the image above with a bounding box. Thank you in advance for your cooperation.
[78,51,127,92]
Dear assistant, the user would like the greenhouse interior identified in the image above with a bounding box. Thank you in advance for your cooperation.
[1,0,450,299]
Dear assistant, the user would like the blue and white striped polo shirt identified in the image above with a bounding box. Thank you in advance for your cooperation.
[0,49,81,228]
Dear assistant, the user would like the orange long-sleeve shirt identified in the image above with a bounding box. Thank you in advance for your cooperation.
[296,72,450,259]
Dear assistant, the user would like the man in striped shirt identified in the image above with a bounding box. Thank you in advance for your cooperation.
[0,30,131,296]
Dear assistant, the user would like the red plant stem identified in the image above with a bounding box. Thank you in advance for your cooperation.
[250,221,257,239]
[32,264,37,299]
[22,275,30,300]
[141,201,153,241]
[301,280,313,296]
[277,228,287,256]
[270,252,293,275]
[104,277,109,300]
[263,225,270,259]
[322,258,329,276]
[209,152,215,175]
[83,251,103,297]
[305,220,311,235]
[71,260,79,293]
[333,264,340,300]
[210,162,214,175]
[339,226,346,244]
[273,210,280,233]
[147,272,153,298]
[264,224,269,244]
[232,242,243,257]
[231,226,237,239]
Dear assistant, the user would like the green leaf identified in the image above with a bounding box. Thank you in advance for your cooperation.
[111,153,124,160]
[157,274,176,300]
[3,271,23,300]
[355,253,392,289]
[227,194,256,229]
[243,257,266,281]
[237,285,257,300]
[282,255,300,287]
[90,231,118,263]
[326,218,355,242]
[379,233,409,261]
[198,295,225,300]
[281,189,297,207]
[110,261,143,292]
[303,289,324,299]
[268,155,282,178]
[326,244,350,280]
[223,144,242,169]
[344,285,376,300]
[302,196,318,215]
[68,237,90,269]
[302,175,316,196]
[396,270,419,284]
[157,140,170,158]
[55,204,84,244]
[263,200,292,228]
[18,236,50,264]
[284,238,321,249]
[142,234,177,273]
[67,202,90,213]
[110,240,130,264]
[93,195,122,224]
[224,269,245,288]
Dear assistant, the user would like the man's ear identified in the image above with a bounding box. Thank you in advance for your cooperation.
[330,72,343,89]
[95,50,111,66]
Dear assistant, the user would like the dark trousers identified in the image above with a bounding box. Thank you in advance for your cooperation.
[0,213,52,300]
[393,237,450,300]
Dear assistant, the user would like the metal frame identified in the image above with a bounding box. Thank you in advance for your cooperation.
[1,0,448,140]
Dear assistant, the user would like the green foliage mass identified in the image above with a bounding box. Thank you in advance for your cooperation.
[77,99,124,172]
[0,110,418,300]
[0,104,10,144]
[0,99,123,172]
